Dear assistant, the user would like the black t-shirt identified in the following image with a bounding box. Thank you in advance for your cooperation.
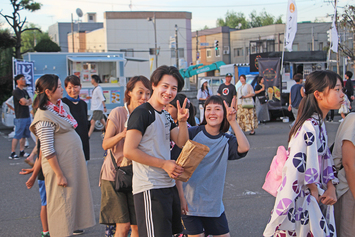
[62,98,90,160]
[254,84,265,97]
[345,79,354,102]
[12,87,30,118]
[217,83,236,105]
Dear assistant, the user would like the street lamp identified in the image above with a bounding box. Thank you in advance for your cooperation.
[147,13,158,69]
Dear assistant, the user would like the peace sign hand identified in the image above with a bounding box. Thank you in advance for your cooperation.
[223,97,237,122]
[177,98,189,123]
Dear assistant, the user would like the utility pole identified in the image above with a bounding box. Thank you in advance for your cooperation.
[335,0,340,74]
[154,13,158,69]
[71,13,74,52]
[175,24,179,69]
[196,30,199,87]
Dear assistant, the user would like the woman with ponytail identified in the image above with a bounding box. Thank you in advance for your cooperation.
[264,70,344,237]
[30,74,95,237]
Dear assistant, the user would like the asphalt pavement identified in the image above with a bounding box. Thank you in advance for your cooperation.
[0,115,343,237]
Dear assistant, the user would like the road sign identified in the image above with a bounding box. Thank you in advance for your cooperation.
[200,42,209,46]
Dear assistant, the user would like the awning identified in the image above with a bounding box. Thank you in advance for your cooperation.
[125,57,149,62]
[67,56,126,62]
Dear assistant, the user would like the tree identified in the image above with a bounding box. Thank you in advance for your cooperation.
[0,0,42,59]
[338,5,355,60]
[216,11,248,29]
[216,10,282,30]
[0,28,14,104]
[249,10,282,28]
[21,23,49,53]
[34,38,61,52]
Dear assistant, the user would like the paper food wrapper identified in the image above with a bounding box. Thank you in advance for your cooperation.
[176,140,210,182]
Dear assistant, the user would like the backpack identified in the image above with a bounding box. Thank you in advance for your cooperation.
[262,146,288,197]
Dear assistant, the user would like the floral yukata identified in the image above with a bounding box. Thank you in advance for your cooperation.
[264,117,338,237]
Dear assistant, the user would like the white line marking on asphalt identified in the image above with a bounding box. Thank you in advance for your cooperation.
[10,163,22,165]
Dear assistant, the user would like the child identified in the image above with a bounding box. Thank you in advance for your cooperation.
[123,65,189,237]
[338,89,351,123]
[178,95,250,237]
[288,73,304,126]
[332,113,355,236]
[264,70,343,237]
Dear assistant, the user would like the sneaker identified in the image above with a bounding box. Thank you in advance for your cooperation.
[73,230,85,235]
[339,118,344,123]
[9,152,20,160]
[25,138,29,148]
[19,150,30,157]
[41,231,50,237]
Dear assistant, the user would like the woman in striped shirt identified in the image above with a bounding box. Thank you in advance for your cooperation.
[30,74,95,237]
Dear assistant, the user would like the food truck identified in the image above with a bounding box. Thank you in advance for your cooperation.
[18,52,148,129]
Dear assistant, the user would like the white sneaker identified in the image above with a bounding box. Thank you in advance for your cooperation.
[339,119,344,123]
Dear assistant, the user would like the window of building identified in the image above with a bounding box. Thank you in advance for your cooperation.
[171,48,185,58]
[292,44,299,51]
[215,48,220,57]
[125,48,134,57]
[246,47,249,56]
[234,48,243,57]
[319,42,323,51]
[307,43,312,51]
[206,49,212,58]
[89,15,93,21]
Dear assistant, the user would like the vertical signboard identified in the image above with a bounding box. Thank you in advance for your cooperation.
[14,59,35,96]
[258,58,281,110]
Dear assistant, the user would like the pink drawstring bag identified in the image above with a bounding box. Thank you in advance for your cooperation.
[262,146,288,197]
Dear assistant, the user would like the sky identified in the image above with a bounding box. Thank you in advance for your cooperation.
[0,0,352,32]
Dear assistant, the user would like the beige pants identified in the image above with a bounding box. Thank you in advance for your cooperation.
[334,189,355,237]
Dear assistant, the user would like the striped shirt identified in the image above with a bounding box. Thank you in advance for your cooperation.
[35,106,74,158]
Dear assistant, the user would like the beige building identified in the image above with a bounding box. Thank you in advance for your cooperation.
[67,31,87,53]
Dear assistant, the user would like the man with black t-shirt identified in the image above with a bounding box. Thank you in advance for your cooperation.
[9,74,32,159]
[217,73,236,107]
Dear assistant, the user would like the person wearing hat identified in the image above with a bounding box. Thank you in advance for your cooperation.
[9,74,32,159]
[197,79,212,123]
[217,73,236,108]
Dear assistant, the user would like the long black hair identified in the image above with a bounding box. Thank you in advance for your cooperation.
[200,95,229,133]
[34,74,59,110]
[169,93,196,126]
[289,70,343,141]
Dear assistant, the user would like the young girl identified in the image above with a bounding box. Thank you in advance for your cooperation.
[263,70,343,237]
[197,79,212,123]
[338,88,351,123]
[177,95,250,237]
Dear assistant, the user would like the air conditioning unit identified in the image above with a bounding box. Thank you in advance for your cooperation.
[223,50,229,55]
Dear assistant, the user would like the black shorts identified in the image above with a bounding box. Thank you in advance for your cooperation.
[181,212,229,235]
[133,186,182,237]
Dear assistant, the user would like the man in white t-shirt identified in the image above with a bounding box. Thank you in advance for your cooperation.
[88,75,107,137]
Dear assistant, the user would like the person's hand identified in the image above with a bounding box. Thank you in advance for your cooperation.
[309,188,320,202]
[320,185,337,205]
[120,127,127,138]
[26,176,36,189]
[223,97,237,122]
[162,160,184,179]
[57,174,68,187]
[104,107,107,113]
[180,195,189,215]
[351,96,354,101]
[288,105,292,112]
[177,98,189,123]
[19,168,34,175]
[261,84,265,90]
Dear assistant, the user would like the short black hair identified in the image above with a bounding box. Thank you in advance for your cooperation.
[293,73,303,82]
[64,75,81,87]
[91,74,101,83]
[345,71,353,79]
[14,74,25,81]
[150,65,184,92]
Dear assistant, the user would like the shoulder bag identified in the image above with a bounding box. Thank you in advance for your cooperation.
[110,150,133,192]
[240,85,255,108]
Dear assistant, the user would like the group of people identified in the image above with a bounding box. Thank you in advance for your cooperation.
[198,73,259,136]
[11,67,355,237]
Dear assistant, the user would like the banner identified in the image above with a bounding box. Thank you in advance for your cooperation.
[14,59,35,96]
[285,0,297,52]
[330,1,338,53]
[258,58,282,110]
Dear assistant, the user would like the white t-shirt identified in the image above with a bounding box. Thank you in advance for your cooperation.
[91,85,105,111]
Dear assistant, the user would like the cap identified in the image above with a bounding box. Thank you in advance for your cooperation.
[200,79,209,85]
[225,73,233,77]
